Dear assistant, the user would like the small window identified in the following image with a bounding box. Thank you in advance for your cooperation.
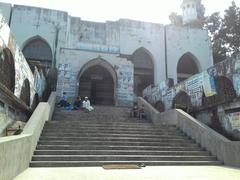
[187,4,190,8]
[192,4,195,8]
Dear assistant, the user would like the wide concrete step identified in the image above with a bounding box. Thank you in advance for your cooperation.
[45,122,172,128]
[38,140,198,147]
[34,150,210,156]
[41,129,183,135]
[40,133,186,139]
[47,120,153,126]
[36,145,202,151]
[39,136,190,142]
[30,160,222,167]
[32,155,217,161]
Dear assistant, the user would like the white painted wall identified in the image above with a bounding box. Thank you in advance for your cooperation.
[119,19,166,84]
[0,2,214,103]
[166,25,213,84]
[9,5,68,60]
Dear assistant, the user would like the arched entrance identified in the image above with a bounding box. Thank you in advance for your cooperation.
[0,48,15,92]
[172,91,192,113]
[132,48,154,96]
[22,36,53,73]
[177,52,200,83]
[78,59,117,105]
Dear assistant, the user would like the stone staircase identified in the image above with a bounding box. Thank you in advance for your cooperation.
[30,106,221,167]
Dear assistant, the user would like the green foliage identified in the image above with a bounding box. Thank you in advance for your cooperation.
[204,1,240,64]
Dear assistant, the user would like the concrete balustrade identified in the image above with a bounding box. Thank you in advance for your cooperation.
[138,97,240,167]
[0,92,56,180]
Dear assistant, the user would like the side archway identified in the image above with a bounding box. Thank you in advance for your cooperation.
[22,36,53,73]
[78,58,117,105]
[20,79,31,106]
[172,91,192,113]
[131,47,154,96]
[0,48,15,92]
[177,52,201,83]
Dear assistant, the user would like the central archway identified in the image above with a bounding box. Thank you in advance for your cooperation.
[78,58,117,105]
[177,52,200,83]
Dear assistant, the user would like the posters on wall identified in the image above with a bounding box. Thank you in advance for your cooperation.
[225,112,240,131]
[116,63,134,106]
[185,74,203,107]
[57,63,76,98]
[202,71,217,97]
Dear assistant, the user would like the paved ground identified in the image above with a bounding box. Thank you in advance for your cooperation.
[14,166,240,180]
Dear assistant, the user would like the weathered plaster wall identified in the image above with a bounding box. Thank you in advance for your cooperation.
[10,5,68,63]
[0,2,11,24]
[0,2,214,107]
[166,25,213,83]
[119,19,166,84]
[57,48,134,106]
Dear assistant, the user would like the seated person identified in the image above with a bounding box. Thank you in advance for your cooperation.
[138,104,146,119]
[82,96,94,112]
[73,96,82,110]
[57,92,70,107]
[130,102,139,118]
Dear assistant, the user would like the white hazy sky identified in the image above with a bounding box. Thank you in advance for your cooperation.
[0,0,240,24]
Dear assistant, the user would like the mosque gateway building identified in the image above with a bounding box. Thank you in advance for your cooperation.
[0,0,213,106]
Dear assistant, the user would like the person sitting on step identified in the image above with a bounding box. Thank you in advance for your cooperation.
[73,96,82,110]
[138,104,146,120]
[130,102,139,118]
[57,92,70,108]
[82,96,94,112]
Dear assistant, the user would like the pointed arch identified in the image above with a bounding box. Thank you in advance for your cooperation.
[22,35,53,71]
[177,52,201,83]
[0,48,15,92]
[78,58,117,105]
[172,90,192,113]
[131,47,154,96]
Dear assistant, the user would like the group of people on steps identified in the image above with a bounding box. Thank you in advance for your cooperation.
[57,92,94,112]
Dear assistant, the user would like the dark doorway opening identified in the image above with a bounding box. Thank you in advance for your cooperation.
[79,65,114,105]
[177,53,199,83]
[132,48,154,96]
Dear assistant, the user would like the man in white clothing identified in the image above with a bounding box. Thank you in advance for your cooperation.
[83,97,94,111]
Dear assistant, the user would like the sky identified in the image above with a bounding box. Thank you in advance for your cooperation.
[0,0,240,24]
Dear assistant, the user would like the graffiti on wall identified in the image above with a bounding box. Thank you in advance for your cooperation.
[76,42,120,54]
[144,56,240,111]
[57,63,77,98]
[115,62,134,106]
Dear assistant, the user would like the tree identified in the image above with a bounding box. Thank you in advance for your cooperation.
[221,1,240,57]
[204,1,240,63]
[204,12,227,63]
